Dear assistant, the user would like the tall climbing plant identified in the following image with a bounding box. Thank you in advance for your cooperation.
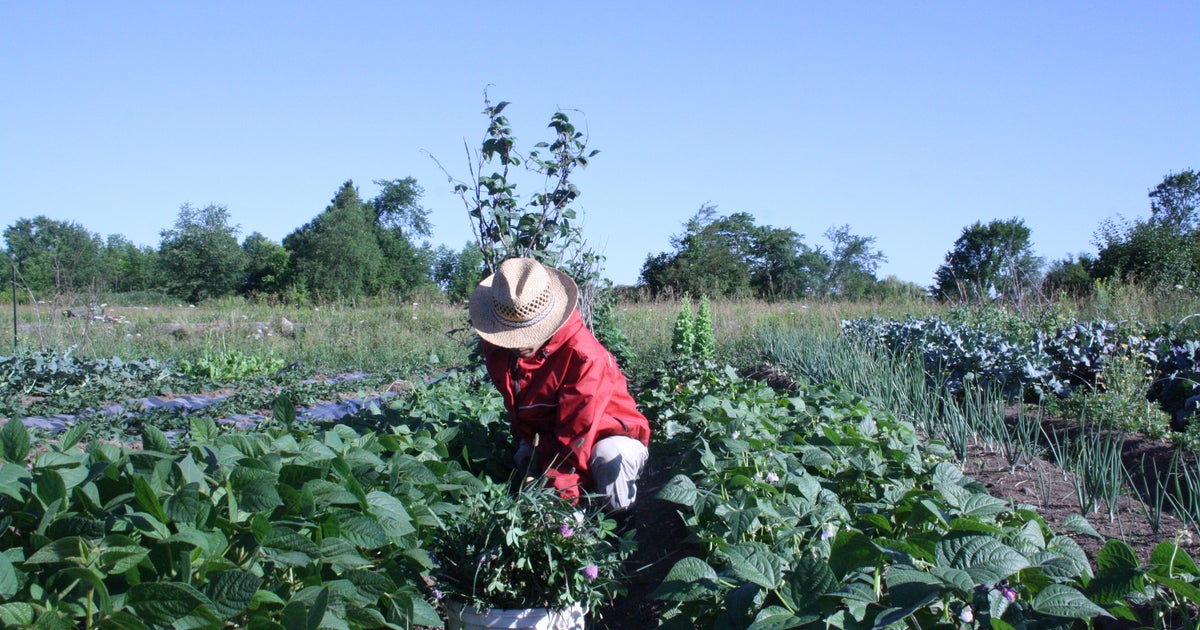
[443,94,607,325]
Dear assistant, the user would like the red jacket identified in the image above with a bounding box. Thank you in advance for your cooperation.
[482,310,651,501]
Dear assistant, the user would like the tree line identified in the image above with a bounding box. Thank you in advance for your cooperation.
[4,178,485,305]
[639,169,1199,302]
[4,168,1197,305]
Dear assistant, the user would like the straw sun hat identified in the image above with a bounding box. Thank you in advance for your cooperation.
[469,258,579,349]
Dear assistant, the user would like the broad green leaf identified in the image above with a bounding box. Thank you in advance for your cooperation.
[1149,541,1200,579]
[206,570,262,619]
[141,424,172,454]
[1045,535,1093,579]
[1156,575,1200,605]
[132,477,166,522]
[1063,513,1103,539]
[343,569,396,605]
[32,468,67,511]
[366,491,415,542]
[0,553,19,599]
[127,582,213,627]
[0,463,31,500]
[304,479,359,506]
[231,467,283,513]
[1031,583,1110,619]
[189,416,217,443]
[777,555,836,613]
[655,474,698,507]
[884,567,945,609]
[829,531,881,578]
[58,422,88,451]
[26,536,84,564]
[165,483,202,523]
[954,492,1010,519]
[935,534,1030,585]
[725,542,783,589]
[0,419,30,463]
[0,602,35,626]
[320,537,369,573]
[336,513,388,550]
[746,605,812,630]
[1087,539,1145,604]
[262,527,320,568]
[99,546,149,575]
[273,393,297,428]
[650,557,721,602]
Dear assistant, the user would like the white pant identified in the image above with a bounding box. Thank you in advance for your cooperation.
[589,436,648,510]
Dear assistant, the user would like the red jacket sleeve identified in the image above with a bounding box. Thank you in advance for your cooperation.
[541,349,613,501]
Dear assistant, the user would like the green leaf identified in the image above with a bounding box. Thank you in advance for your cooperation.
[1063,513,1103,539]
[0,552,19,599]
[884,567,945,609]
[132,477,166,522]
[141,424,171,454]
[1149,542,1200,578]
[165,483,203,523]
[231,467,283,513]
[336,513,387,550]
[366,491,415,543]
[655,474,698,507]
[273,393,297,428]
[829,531,882,578]
[0,602,35,627]
[58,422,88,451]
[746,605,812,630]
[721,542,780,589]
[127,582,213,627]
[262,527,320,568]
[0,419,30,463]
[206,570,262,619]
[26,536,84,564]
[1031,583,1110,619]
[99,545,149,574]
[935,534,1030,585]
[1088,539,1145,604]
[189,416,217,444]
[320,537,369,573]
[0,463,30,500]
[651,557,721,602]
[777,555,835,613]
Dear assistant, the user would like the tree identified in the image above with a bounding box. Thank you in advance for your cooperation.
[4,216,103,295]
[640,206,756,298]
[284,182,384,300]
[1092,169,1200,289]
[1042,253,1095,298]
[157,204,246,303]
[822,225,887,299]
[99,234,158,293]
[240,232,290,297]
[932,218,1042,302]
[433,242,485,303]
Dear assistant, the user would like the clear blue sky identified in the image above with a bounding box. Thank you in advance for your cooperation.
[2,2,1197,287]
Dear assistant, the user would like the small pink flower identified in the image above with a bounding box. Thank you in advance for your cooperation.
[1001,586,1017,601]
[820,523,837,540]
[765,472,780,484]
[958,605,973,623]
[560,524,575,538]
[583,565,600,580]
[432,589,444,600]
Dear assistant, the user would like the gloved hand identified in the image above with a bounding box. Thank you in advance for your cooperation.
[514,440,534,473]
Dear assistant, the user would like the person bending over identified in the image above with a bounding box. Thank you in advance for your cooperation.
[469,257,651,510]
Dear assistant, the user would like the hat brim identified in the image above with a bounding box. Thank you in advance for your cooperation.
[469,265,579,349]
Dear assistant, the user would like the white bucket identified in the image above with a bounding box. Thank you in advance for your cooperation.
[445,601,587,630]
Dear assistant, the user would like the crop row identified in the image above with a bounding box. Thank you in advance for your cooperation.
[638,363,1200,628]
[841,317,1200,429]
